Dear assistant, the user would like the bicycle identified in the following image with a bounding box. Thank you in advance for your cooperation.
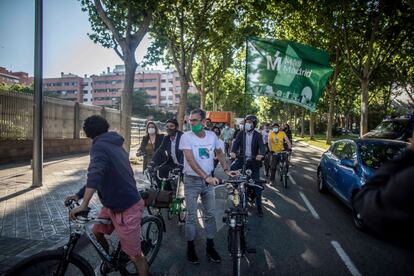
[271,151,289,188]
[145,165,187,223]
[6,195,163,276]
[213,172,266,276]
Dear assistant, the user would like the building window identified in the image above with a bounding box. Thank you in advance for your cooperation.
[161,79,166,83]
[161,88,166,91]
[160,96,166,100]
[175,77,180,81]
[84,98,88,102]
[144,87,157,91]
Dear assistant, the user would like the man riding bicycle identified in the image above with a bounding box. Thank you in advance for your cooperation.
[65,115,148,276]
[151,118,184,190]
[268,122,292,186]
[230,115,266,217]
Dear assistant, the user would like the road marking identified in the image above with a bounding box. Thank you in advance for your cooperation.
[264,248,276,270]
[331,241,362,276]
[288,174,297,185]
[299,191,320,219]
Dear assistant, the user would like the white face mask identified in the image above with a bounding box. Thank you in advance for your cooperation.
[273,128,279,133]
[245,123,252,131]
[239,124,244,130]
[148,127,156,134]
[225,126,229,129]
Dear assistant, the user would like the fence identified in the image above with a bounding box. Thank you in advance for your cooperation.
[0,90,165,144]
[0,90,121,140]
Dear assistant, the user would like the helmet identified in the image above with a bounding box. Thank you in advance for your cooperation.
[244,115,258,128]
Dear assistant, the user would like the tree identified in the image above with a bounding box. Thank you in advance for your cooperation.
[339,0,414,135]
[80,0,156,151]
[145,0,218,128]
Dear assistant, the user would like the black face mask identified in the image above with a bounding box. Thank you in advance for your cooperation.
[167,128,177,136]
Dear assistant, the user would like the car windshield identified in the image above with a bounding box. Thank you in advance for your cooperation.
[374,120,408,132]
[359,143,407,170]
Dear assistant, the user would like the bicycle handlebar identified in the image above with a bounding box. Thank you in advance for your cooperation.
[212,178,265,190]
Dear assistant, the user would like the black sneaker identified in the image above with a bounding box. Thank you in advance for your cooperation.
[187,246,200,264]
[207,247,222,263]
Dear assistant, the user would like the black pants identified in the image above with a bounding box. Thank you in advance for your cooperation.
[270,153,289,183]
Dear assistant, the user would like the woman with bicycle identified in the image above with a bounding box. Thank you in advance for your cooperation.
[137,121,164,172]
[268,122,292,186]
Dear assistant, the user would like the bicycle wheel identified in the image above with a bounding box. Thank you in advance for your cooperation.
[283,169,288,188]
[230,229,241,276]
[147,206,161,216]
[5,248,94,276]
[141,215,163,265]
[178,200,187,223]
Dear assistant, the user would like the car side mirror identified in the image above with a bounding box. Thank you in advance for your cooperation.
[340,159,356,168]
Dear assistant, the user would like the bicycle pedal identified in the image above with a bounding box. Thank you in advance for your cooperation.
[246,248,257,254]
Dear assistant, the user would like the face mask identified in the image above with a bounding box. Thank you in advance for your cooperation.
[239,124,244,130]
[167,128,177,136]
[245,123,252,131]
[148,127,156,134]
[215,132,220,137]
[265,129,269,133]
[273,128,279,133]
[225,126,229,129]
[192,124,203,133]
[206,122,212,128]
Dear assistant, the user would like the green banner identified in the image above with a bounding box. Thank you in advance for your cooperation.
[246,37,333,111]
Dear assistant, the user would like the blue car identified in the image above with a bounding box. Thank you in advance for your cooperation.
[317,139,408,229]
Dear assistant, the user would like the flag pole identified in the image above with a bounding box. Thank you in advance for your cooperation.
[242,37,248,174]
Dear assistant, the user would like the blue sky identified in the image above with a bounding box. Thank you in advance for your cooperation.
[0,0,156,78]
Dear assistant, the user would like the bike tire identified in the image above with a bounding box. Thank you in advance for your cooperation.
[178,200,187,223]
[231,229,241,276]
[5,248,94,276]
[283,172,288,188]
[141,215,163,266]
[147,206,161,216]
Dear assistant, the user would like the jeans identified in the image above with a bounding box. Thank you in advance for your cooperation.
[230,158,263,210]
[184,175,217,241]
[270,152,289,183]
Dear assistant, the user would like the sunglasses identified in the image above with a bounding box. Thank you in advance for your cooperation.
[189,119,201,123]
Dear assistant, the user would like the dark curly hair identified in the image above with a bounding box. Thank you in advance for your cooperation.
[83,115,110,139]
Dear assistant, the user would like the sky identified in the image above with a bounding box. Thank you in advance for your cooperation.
[0,0,162,78]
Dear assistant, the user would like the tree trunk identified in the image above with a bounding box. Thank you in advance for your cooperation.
[177,78,189,130]
[121,58,137,152]
[300,109,305,138]
[309,112,315,140]
[360,77,369,136]
[293,109,297,135]
[199,56,207,109]
[326,50,340,144]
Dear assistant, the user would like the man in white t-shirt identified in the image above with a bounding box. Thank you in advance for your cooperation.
[179,109,237,265]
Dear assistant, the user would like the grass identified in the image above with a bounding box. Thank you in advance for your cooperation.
[293,133,357,150]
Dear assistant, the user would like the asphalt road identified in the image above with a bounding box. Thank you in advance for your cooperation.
[75,142,414,276]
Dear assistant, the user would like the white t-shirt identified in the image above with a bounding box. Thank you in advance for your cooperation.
[179,130,220,177]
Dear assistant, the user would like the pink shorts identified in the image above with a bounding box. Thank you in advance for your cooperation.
[92,199,145,257]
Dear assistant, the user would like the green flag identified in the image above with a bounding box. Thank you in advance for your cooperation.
[246,37,333,112]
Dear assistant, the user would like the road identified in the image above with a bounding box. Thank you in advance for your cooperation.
[75,142,414,275]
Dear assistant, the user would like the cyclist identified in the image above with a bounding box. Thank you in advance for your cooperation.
[222,123,234,157]
[179,109,237,264]
[151,118,184,190]
[137,121,164,173]
[230,115,266,217]
[268,122,292,186]
[65,115,148,276]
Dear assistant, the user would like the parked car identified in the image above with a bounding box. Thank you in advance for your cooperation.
[362,115,414,141]
[317,139,408,229]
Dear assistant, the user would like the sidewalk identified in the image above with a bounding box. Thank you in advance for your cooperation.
[0,149,146,273]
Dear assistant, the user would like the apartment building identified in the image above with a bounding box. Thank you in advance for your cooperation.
[43,73,84,102]
[0,67,32,86]
[41,65,197,110]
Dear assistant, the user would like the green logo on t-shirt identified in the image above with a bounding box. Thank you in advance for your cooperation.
[199,147,210,159]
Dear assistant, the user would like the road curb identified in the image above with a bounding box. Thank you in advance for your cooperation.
[294,140,326,152]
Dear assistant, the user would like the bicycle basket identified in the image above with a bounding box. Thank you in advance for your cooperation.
[144,189,173,208]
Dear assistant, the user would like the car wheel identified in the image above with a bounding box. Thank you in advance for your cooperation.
[352,208,365,230]
[317,169,327,193]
